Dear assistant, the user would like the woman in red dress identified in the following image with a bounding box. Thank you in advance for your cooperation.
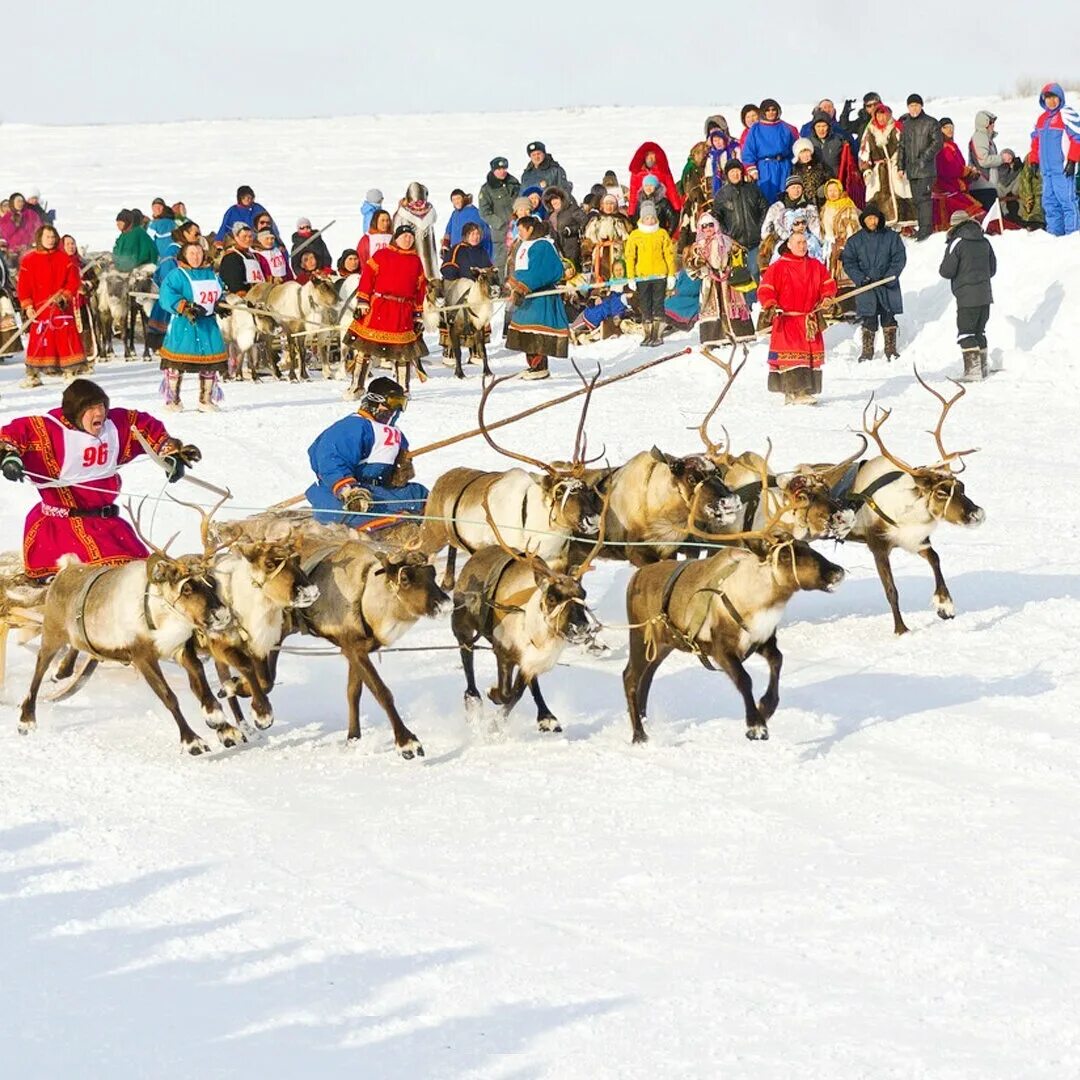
[0,379,200,579]
[61,233,97,363]
[16,224,86,387]
[757,231,838,403]
[933,118,986,232]
[346,223,428,390]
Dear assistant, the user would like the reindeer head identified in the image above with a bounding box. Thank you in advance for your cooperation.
[305,277,340,313]
[763,537,846,594]
[862,371,985,528]
[375,548,452,619]
[236,538,320,609]
[650,448,742,528]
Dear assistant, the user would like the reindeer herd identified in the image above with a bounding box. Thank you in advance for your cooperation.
[0,349,985,758]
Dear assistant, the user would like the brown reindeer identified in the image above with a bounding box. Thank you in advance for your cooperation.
[451,493,607,733]
[420,367,605,588]
[18,503,236,755]
[622,462,846,743]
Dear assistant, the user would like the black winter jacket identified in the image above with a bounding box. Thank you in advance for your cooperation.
[542,187,587,267]
[898,112,944,180]
[841,210,907,316]
[290,230,332,272]
[939,220,996,306]
[713,179,769,249]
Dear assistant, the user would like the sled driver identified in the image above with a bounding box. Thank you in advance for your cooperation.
[305,376,429,530]
[0,378,202,579]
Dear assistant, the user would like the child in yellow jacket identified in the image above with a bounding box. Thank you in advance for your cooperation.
[624,201,676,345]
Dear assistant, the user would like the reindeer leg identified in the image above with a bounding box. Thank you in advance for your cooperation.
[478,335,491,378]
[441,545,458,591]
[18,628,66,734]
[869,536,909,635]
[452,608,484,723]
[349,647,424,759]
[917,542,955,619]
[755,633,784,722]
[714,652,769,740]
[528,678,561,733]
[488,655,524,725]
[228,648,274,730]
[0,621,8,692]
[178,642,245,748]
[130,651,211,755]
[623,629,672,744]
[213,656,249,727]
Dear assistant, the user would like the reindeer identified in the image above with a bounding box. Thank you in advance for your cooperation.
[18,504,238,755]
[246,278,340,381]
[452,493,607,733]
[622,473,846,744]
[820,373,984,635]
[420,368,605,589]
[218,298,260,381]
[97,262,156,359]
[439,268,497,379]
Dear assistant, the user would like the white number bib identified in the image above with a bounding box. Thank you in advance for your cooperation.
[262,247,288,278]
[366,420,403,466]
[42,414,120,487]
[185,271,222,315]
[241,252,265,285]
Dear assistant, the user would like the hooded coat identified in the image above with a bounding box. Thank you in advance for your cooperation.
[628,143,683,214]
[968,111,1004,191]
[840,208,906,317]
[392,183,440,279]
[542,187,586,268]
[939,219,996,306]
[1029,82,1080,235]
[290,228,332,271]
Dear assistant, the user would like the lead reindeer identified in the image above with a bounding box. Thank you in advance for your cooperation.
[420,366,605,588]
[452,492,607,734]
[18,503,237,755]
[439,267,497,379]
[622,456,846,744]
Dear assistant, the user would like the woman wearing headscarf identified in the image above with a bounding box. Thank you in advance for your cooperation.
[760,176,823,267]
[683,211,755,347]
[581,192,633,283]
[0,193,44,261]
[157,240,229,412]
[933,117,986,232]
[859,104,916,229]
[392,182,439,279]
[703,121,740,197]
[819,180,861,321]
[60,234,98,361]
[346,223,429,388]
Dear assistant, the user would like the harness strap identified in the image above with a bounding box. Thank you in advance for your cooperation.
[479,551,522,639]
[448,475,483,554]
[847,469,905,526]
[301,543,344,577]
[71,565,116,660]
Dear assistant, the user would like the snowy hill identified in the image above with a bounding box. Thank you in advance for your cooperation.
[3,99,1080,1079]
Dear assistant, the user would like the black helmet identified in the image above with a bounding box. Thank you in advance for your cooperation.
[361,377,408,415]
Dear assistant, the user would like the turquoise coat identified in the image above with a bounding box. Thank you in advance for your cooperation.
[159,265,227,370]
[506,237,570,357]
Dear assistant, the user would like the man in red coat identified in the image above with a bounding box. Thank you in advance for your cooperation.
[0,379,201,579]
[757,231,838,403]
[15,223,86,387]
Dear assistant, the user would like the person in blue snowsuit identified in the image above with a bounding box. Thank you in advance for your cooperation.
[361,189,383,234]
[215,185,278,242]
[305,378,429,528]
[742,98,797,205]
[1030,82,1080,236]
[441,190,494,261]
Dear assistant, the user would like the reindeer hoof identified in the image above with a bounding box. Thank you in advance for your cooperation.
[184,736,212,756]
[631,729,649,745]
[398,738,425,760]
[214,723,247,749]
[934,597,956,620]
[17,718,36,736]
[463,692,483,725]
[537,716,562,733]
[745,724,769,741]
[253,711,274,731]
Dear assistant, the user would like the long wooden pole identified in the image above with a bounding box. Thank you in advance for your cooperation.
[267,346,694,510]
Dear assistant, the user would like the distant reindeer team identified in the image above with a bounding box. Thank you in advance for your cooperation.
[2,349,984,758]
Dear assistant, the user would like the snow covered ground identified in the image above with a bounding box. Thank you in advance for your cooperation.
[2,98,1080,1079]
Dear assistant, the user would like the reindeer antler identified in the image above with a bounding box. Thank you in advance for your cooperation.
[165,489,233,557]
[861,394,919,476]
[478,373,557,476]
[572,487,612,580]
[126,497,180,559]
[914,367,979,473]
[695,346,746,459]
[570,360,606,469]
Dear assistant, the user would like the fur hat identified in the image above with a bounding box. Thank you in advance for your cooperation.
[906,93,924,107]
[792,138,814,161]
[296,217,312,229]
[526,141,546,155]
[62,379,109,427]
[637,201,658,221]
[759,98,781,116]
[740,103,758,126]
[365,189,383,204]
[949,210,969,227]
[724,159,745,177]
[512,196,532,215]
[811,110,833,130]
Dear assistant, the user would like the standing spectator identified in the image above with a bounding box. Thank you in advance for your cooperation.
[393,182,439,279]
[479,157,520,280]
[627,142,683,217]
[624,201,676,347]
[291,217,332,272]
[712,160,769,282]
[703,123,739,196]
[441,189,493,262]
[542,187,586,269]
[112,209,158,272]
[146,197,176,257]
[254,228,294,283]
[840,92,882,142]
[0,252,20,359]
[820,180,862,320]
[737,104,759,151]
[521,141,574,198]
[171,201,189,224]
[939,211,996,381]
[859,105,916,230]
[968,111,1004,213]
[790,138,833,207]
[61,234,97,360]
[357,209,393,264]
[504,218,569,380]
[632,175,678,234]
[742,98,797,204]
[361,189,383,234]
[215,186,277,243]
[601,169,629,209]
[16,224,86,387]
[761,176,823,267]
[158,240,229,412]
[581,193,633,282]
[0,193,44,261]
[684,212,755,347]
[757,232,837,404]
[806,112,847,176]
[841,206,906,362]
[898,94,943,241]
[996,149,1025,227]
[1029,82,1080,236]
[933,119,986,231]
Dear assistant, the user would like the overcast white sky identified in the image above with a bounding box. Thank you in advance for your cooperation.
[2,1,1072,126]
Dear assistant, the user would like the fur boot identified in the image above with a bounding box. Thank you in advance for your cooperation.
[164,371,183,412]
[960,348,984,382]
[522,354,550,380]
[883,325,899,360]
[197,373,220,412]
[859,327,875,361]
[979,347,990,378]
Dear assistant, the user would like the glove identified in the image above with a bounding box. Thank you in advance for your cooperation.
[625,280,635,292]
[177,444,202,465]
[1,451,24,482]
[162,455,186,483]
[183,307,199,324]
[1066,161,1077,178]
[666,276,676,292]
[339,486,372,514]
[55,295,68,310]
[214,300,230,316]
